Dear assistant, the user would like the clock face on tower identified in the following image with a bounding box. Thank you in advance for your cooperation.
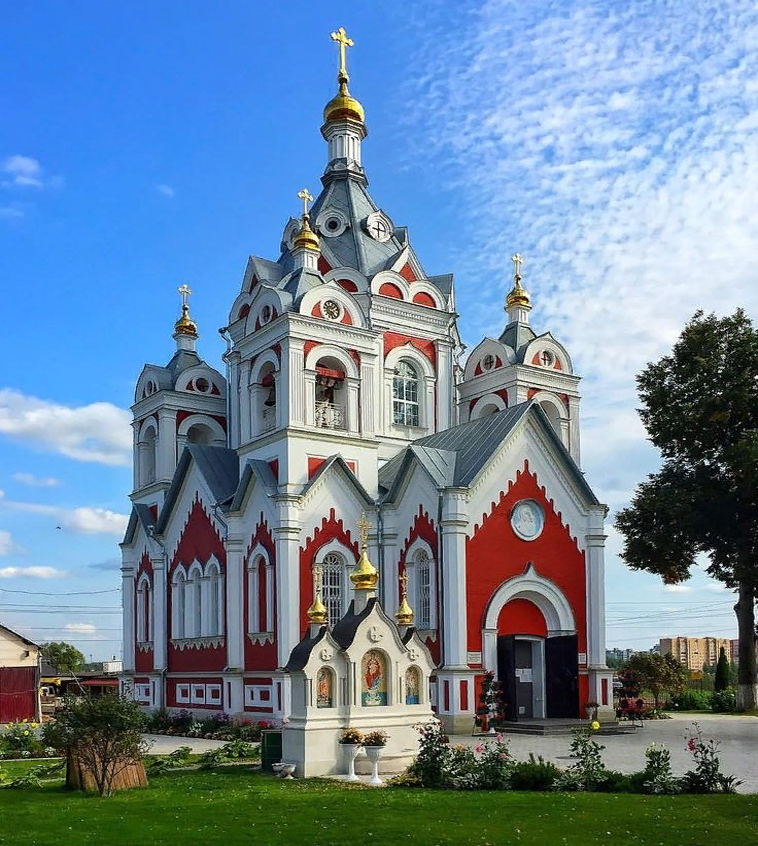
[364,210,393,242]
[323,299,342,320]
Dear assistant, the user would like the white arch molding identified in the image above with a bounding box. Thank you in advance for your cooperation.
[470,393,507,420]
[384,343,436,435]
[481,564,576,674]
[177,414,226,449]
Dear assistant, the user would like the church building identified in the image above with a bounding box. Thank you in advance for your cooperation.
[120,28,613,732]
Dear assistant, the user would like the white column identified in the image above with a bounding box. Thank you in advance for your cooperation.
[568,395,581,466]
[440,488,469,669]
[151,554,166,671]
[423,376,436,433]
[278,338,292,429]
[239,359,252,444]
[273,497,301,668]
[157,409,176,482]
[360,363,375,436]
[228,352,241,449]
[225,535,245,670]
[121,562,135,672]
[303,371,316,427]
[585,507,608,669]
[132,424,140,491]
[289,341,305,425]
[435,339,453,432]
[346,376,360,435]
[380,527,399,611]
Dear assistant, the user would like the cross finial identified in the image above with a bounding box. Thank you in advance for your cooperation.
[297,188,313,217]
[313,562,323,593]
[356,512,372,552]
[330,26,354,81]
[511,253,524,281]
[178,284,192,308]
[400,569,410,601]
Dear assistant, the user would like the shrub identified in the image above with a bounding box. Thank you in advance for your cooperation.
[595,770,632,793]
[6,760,65,789]
[641,742,680,794]
[197,748,227,770]
[219,740,259,759]
[553,727,607,791]
[406,721,449,787]
[507,754,559,791]
[681,722,741,793]
[666,690,712,711]
[2,722,42,754]
[711,687,737,713]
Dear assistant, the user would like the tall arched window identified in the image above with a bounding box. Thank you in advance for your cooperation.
[139,425,157,486]
[172,570,186,639]
[186,565,203,638]
[206,561,222,636]
[321,552,344,626]
[136,576,151,643]
[415,549,432,630]
[393,361,419,426]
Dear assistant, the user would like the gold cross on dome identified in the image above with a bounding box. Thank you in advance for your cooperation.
[313,562,323,593]
[400,570,410,601]
[297,188,313,216]
[356,512,372,552]
[511,253,524,280]
[178,284,192,308]
[330,27,354,79]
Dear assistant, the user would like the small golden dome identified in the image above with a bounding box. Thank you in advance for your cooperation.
[307,592,328,625]
[293,213,320,252]
[324,79,365,124]
[506,278,531,310]
[350,549,378,590]
[395,595,414,626]
[174,304,198,336]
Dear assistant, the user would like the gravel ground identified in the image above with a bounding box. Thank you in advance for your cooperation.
[454,713,758,793]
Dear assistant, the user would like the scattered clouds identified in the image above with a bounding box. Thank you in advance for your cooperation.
[0,491,128,536]
[0,566,66,579]
[0,389,131,466]
[0,529,21,556]
[0,205,24,219]
[64,623,97,634]
[663,584,693,594]
[156,183,175,198]
[1,155,63,190]
[12,472,61,488]
[89,558,121,571]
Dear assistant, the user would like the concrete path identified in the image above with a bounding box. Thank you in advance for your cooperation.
[142,734,228,754]
[453,713,758,793]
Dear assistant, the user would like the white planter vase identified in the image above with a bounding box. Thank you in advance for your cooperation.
[342,743,361,781]
[364,745,384,786]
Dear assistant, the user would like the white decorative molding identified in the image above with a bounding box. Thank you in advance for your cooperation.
[170,636,225,651]
[136,641,154,653]
[247,632,275,646]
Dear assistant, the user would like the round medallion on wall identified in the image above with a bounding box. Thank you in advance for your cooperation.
[322,299,342,321]
[510,499,545,541]
[316,207,349,238]
[260,304,273,325]
[482,353,495,372]
[363,210,393,242]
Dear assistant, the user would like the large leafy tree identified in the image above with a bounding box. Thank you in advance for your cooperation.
[615,310,758,710]
[41,641,86,675]
[622,652,687,711]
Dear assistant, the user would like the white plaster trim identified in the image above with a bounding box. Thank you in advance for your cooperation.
[177,413,226,444]
[529,390,569,420]
[462,338,515,380]
[298,284,366,329]
[246,631,274,646]
[136,641,153,653]
[171,636,225,650]
[408,281,445,309]
[304,343,360,379]
[383,344,436,380]
[520,334,573,374]
[484,564,576,635]
[470,393,507,419]
[249,351,280,384]
[371,270,412,300]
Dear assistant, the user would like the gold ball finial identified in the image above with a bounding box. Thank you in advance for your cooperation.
[324,27,365,125]
[307,564,328,625]
[395,570,414,626]
[293,188,320,252]
[506,253,531,310]
[174,284,198,336]
[350,512,378,590]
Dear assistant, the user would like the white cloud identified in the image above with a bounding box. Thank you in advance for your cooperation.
[0,389,131,466]
[0,529,21,555]
[12,472,61,488]
[0,491,127,536]
[0,566,66,578]
[0,205,24,219]
[156,184,175,198]
[664,584,693,594]
[65,623,97,634]
[2,155,62,190]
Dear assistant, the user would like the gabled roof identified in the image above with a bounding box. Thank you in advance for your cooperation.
[229,459,278,512]
[122,503,157,545]
[156,445,240,534]
[380,402,599,505]
[0,622,39,650]
[300,454,374,506]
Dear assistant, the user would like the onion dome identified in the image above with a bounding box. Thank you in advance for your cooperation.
[174,303,198,336]
[324,77,365,125]
[395,595,414,626]
[307,592,328,625]
[506,278,531,310]
[292,213,320,252]
[350,549,378,590]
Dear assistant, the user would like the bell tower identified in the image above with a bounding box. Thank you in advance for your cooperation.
[131,287,228,508]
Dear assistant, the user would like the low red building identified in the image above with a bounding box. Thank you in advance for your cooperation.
[0,624,41,724]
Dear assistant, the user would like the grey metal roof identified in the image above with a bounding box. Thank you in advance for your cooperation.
[499,320,537,362]
[378,445,457,500]
[122,503,157,545]
[300,454,374,506]
[284,625,328,672]
[330,597,381,650]
[157,445,240,534]
[229,459,278,512]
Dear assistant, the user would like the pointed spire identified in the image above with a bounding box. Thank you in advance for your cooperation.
[173,284,198,351]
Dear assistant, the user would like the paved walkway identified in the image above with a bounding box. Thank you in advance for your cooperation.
[455,713,758,793]
[142,734,228,754]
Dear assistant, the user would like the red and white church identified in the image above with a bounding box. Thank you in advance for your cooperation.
[120,31,614,732]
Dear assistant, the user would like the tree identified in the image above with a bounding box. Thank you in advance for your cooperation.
[623,652,687,710]
[615,310,758,710]
[43,694,147,797]
[715,647,730,692]
[41,641,85,674]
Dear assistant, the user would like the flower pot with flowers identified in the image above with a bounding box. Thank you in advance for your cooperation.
[363,730,389,786]
[338,727,363,782]
[584,701,599,721]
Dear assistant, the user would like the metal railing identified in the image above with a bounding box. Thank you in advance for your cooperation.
[315,402,346,430]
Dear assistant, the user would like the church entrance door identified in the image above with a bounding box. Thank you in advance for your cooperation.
[545,634,579,718]
[514,639,533,719]
[496,635,545,721]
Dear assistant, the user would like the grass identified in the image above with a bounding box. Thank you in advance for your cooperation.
[0,769,756,846]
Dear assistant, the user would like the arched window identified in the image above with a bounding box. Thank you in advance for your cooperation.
[136,576,151,643]
[393,361,419,426]
[539,400,562,437]
[186,423,213,446]
[172,570,186,639]
[316,667,334,708]
[415,549,432,630]
[405,666,421,705]
[321,552,344,626]
[206,561,222,636]
[140,425,157,486]
[186,565,203,638]
[361,650,388,706]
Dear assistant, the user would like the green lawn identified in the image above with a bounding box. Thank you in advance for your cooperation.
[0,769,756,846]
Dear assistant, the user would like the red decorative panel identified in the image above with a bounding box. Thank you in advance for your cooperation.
[383,333,437,368]
[412,291,436,308]
[337,279,358,292]
[243,514,277,672]
[378,282,403,299]
[318,255,332,274]
[443,680,450,712]
[497,598,548,637]
[399,262,417,283]
[268,459,279,483]
[308,457,326,479]
[601,677,609,706]
[460,679,469,711]
[249,275,259,292]
[238,303,250,320]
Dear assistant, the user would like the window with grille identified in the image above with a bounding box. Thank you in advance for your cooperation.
[393,361,420,427]
[321,553,344,626]
[416,550,432,629]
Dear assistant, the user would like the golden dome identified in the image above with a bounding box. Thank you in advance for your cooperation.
[324,79,365,124]
[395,595,414,626]
[174,304,198,336]
[506,278,531,310]
[350,549,378,591]
[293,213,320,252]
[307,592,328,625]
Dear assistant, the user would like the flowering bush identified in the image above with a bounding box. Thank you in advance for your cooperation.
[363,730,388,747]
[553,728,607,791]
[143,710,273,741]
[681,723,741,793]
[641,742,680,794]
[2,722,41,754]
[338,727,363,745]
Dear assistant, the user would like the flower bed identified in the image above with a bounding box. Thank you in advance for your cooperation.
[143,709,275,741]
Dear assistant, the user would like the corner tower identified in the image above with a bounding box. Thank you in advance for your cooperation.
[457,255,582,463]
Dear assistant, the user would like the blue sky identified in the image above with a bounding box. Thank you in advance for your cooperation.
[2,1,756,659]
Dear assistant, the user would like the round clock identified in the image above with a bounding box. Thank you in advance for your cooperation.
[323,300,342,320]
[510,500,544,541]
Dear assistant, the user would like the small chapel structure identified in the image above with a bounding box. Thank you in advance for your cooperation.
[120,27,614,735]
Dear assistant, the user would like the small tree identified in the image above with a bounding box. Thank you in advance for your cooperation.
[714,647,730,692]
[44,694,147,797]
[623,652,687,711]
[41,641,85,674]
